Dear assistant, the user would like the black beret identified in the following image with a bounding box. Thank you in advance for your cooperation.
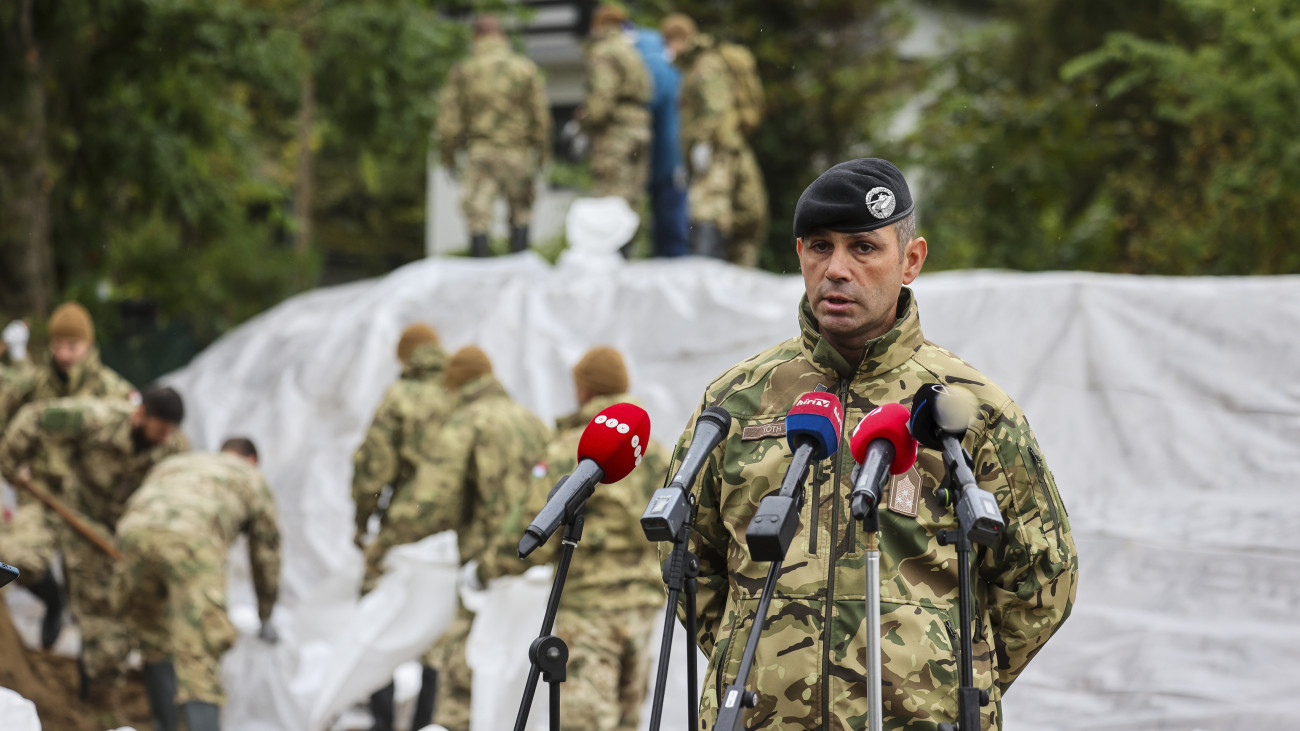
[793,158,914,239]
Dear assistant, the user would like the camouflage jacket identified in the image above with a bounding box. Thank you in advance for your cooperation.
[582,27,652,130]
[675,34,744,154]
[118,452,281,622]
[436,36,551,162]
[351,343,451,537]
[376,374,550,567]
[0,348,136,435]
[0,397,189,538]
[487,393,671,611]
[664,288,1078,730]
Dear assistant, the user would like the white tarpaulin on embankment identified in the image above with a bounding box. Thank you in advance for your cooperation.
[159,253,1300,731]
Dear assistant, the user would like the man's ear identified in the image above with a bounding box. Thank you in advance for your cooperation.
[902,237,928,285]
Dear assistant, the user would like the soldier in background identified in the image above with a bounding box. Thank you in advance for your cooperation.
[368,345,548,731]
[351,323,450,731]
[0,304,138,651]
[661,14,770,266]
[579,4,652,207]
[0,388,187,706]
[114,438,280,731]
[485,346,670,731]
[352,323,449,555]
[437,14,551,257]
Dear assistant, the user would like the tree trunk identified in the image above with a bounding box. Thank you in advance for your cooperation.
[0,0,55,318]
[293,62,316,258]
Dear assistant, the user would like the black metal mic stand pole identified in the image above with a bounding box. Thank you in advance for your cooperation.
[645,499,700,731]
[512,510,586,731]
[714,464,812,731]
[935,445,995,731]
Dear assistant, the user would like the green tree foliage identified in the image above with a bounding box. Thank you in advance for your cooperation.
[0,0,465,380]
[910,0,1300,274]
[639,1,916,272]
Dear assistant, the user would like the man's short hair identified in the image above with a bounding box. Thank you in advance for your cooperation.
[141,386,185,424]
[220,437,259,461]
[895,211,917,254]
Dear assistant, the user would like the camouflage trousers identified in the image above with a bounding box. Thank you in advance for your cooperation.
[426,604,473,731]
[590,108,652,206]
[461,143,536,235]
[113,530,237,705]
[688,142,769,267]
[63,531,132,682]
[553,604,658,731]
[0,502,56,587]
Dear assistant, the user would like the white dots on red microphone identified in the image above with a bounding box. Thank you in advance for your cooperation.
[595,415,607,424]
[617,424,630,434]
[634,445,643,458]
[606,418,620,429]
[635,456,643,467]
[631,435,641,448]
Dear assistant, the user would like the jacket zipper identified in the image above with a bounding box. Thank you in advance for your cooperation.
[715,609,741,704]
[821,379,849,727]
[1028,446,1063,543]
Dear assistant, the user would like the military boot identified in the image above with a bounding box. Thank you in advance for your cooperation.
[691,222,727,260]
[27,571,64,649]
[142,661,180,731]
[469,233,490,258]
[180,701,220,731]
[410,665,438,730]
[368,681,395,731]
[509,225,530,253]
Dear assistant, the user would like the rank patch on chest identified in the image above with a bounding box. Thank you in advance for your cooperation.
[888,466,923,518]
[740,421,786,441]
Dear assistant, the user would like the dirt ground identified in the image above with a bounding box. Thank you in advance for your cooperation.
[0,593,153,731]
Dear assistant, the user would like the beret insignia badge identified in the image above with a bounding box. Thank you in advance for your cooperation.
[865,186,896,219]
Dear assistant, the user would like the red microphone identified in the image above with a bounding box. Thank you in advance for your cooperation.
[577,402,652,483]
[849,403,919,520]
[520,402,651,557]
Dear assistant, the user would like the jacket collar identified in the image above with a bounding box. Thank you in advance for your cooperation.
[557,392,633,431]
[473,36,509,56]
[455,374,507,406]
[797,287,924,382]
[402,343,446,381]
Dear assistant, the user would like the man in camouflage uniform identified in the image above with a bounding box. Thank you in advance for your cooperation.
[0,303,137,649]
[437,14,551,257]
[367,345,548,731]
[485,346,671,731]
[352,323,450,559]
[114,438,280,731]
[579,4,652,206]
[352,323,450,731]
[662,14,769,267]
[665,159,1078,730]
[0,387,187,703]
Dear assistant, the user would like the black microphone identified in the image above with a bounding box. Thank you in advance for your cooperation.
[641,406,731,542]
[909,383,1005,546]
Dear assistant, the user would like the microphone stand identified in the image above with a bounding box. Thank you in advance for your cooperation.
[849,452,893,731]
[715,457,814,731]
[644,492,700,731]
[935,445,991,731]
[512,503,587,731]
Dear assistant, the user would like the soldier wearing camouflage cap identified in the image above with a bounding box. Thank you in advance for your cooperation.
[369,346,549,731]
[665,158,1078,729]
[484,346,672,730]
[114,438,281,731]
[437,14,552,257]
[579,4,652,206]
[0,388,188,708]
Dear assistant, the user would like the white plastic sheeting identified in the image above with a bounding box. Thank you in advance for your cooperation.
[161,255,1300,731]
[0,688,40,731]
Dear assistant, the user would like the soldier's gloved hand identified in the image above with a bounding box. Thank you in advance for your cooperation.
[458,559,485,593]
[258,620,279,644]
[3,320,29,361]
[690,143,712,174]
